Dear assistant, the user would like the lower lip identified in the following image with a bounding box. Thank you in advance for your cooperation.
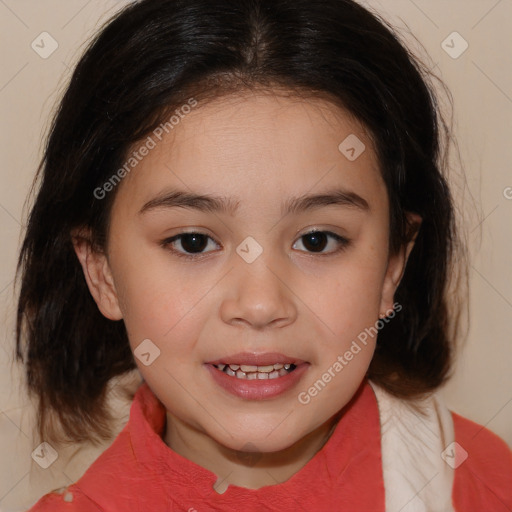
[205,363,310,400]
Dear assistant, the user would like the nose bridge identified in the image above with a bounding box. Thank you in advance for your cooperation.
[220,242,297,328]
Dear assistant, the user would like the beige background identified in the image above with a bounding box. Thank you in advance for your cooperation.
[1,1,511,510]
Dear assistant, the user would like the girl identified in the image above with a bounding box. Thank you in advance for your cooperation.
[15,0,512,510]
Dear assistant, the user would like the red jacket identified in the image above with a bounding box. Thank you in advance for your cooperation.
[27,379,512,511]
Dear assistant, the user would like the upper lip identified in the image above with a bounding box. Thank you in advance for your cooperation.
[206,352,307,366]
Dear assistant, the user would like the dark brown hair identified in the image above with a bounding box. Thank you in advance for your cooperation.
[15,0,467,446]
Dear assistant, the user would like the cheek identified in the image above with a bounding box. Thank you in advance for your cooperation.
[313,257,385,331]
[296,267,381,415]
[122,286,200,353]
[301,242,387,377]
[109,242,199,347]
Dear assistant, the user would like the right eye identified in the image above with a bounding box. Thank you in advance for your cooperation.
[160,232,221,260]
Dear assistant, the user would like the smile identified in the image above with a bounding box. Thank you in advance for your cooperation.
[206,362,309,400]
[213,363,297,380]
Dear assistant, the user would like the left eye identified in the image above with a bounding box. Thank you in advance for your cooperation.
[292,230,349,254]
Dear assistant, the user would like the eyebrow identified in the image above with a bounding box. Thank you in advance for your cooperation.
[138,187,370,217]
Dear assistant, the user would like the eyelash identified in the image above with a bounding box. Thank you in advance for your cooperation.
[160,229,350,261]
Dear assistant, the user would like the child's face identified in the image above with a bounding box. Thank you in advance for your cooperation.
[82,91,411,454]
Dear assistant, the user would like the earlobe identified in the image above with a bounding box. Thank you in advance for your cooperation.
[71,230,123,321]
[379,212,422,316]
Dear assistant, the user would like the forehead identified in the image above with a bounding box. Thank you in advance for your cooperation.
[114,91,385,216]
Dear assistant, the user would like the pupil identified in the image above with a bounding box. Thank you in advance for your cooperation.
[182,233,207,253]
[303,232,327,252]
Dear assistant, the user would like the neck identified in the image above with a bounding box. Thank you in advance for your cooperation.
[163,409,343,492]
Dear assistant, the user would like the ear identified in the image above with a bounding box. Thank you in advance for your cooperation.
[71,229,123,321]
[379,212,422,317]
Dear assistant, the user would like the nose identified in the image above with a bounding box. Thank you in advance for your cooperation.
[219,255,298,330]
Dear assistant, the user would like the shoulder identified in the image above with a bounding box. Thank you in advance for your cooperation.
[26,485,99,511]
[26,429,141,511]
[451,411,512,511]
[369,380,512,511]
[26,382,164,511]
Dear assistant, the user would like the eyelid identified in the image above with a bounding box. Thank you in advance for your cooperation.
[159,230,221,260]
[293,229,350,256]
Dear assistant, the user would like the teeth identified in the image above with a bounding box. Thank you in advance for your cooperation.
[215,366,294,379]
[213,362,297,379]
[255,365,274,373]
[240,365,257,372]
[232,363,293,372]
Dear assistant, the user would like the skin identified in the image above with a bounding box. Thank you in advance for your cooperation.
[73,89,420,491]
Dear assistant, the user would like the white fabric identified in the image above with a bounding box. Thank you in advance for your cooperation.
[369,381,456,512]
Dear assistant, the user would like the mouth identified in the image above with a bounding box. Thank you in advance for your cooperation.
[205,352,309,400]
[212,362,297,380]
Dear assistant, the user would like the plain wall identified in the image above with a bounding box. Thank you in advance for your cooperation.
[1,1,511,510]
